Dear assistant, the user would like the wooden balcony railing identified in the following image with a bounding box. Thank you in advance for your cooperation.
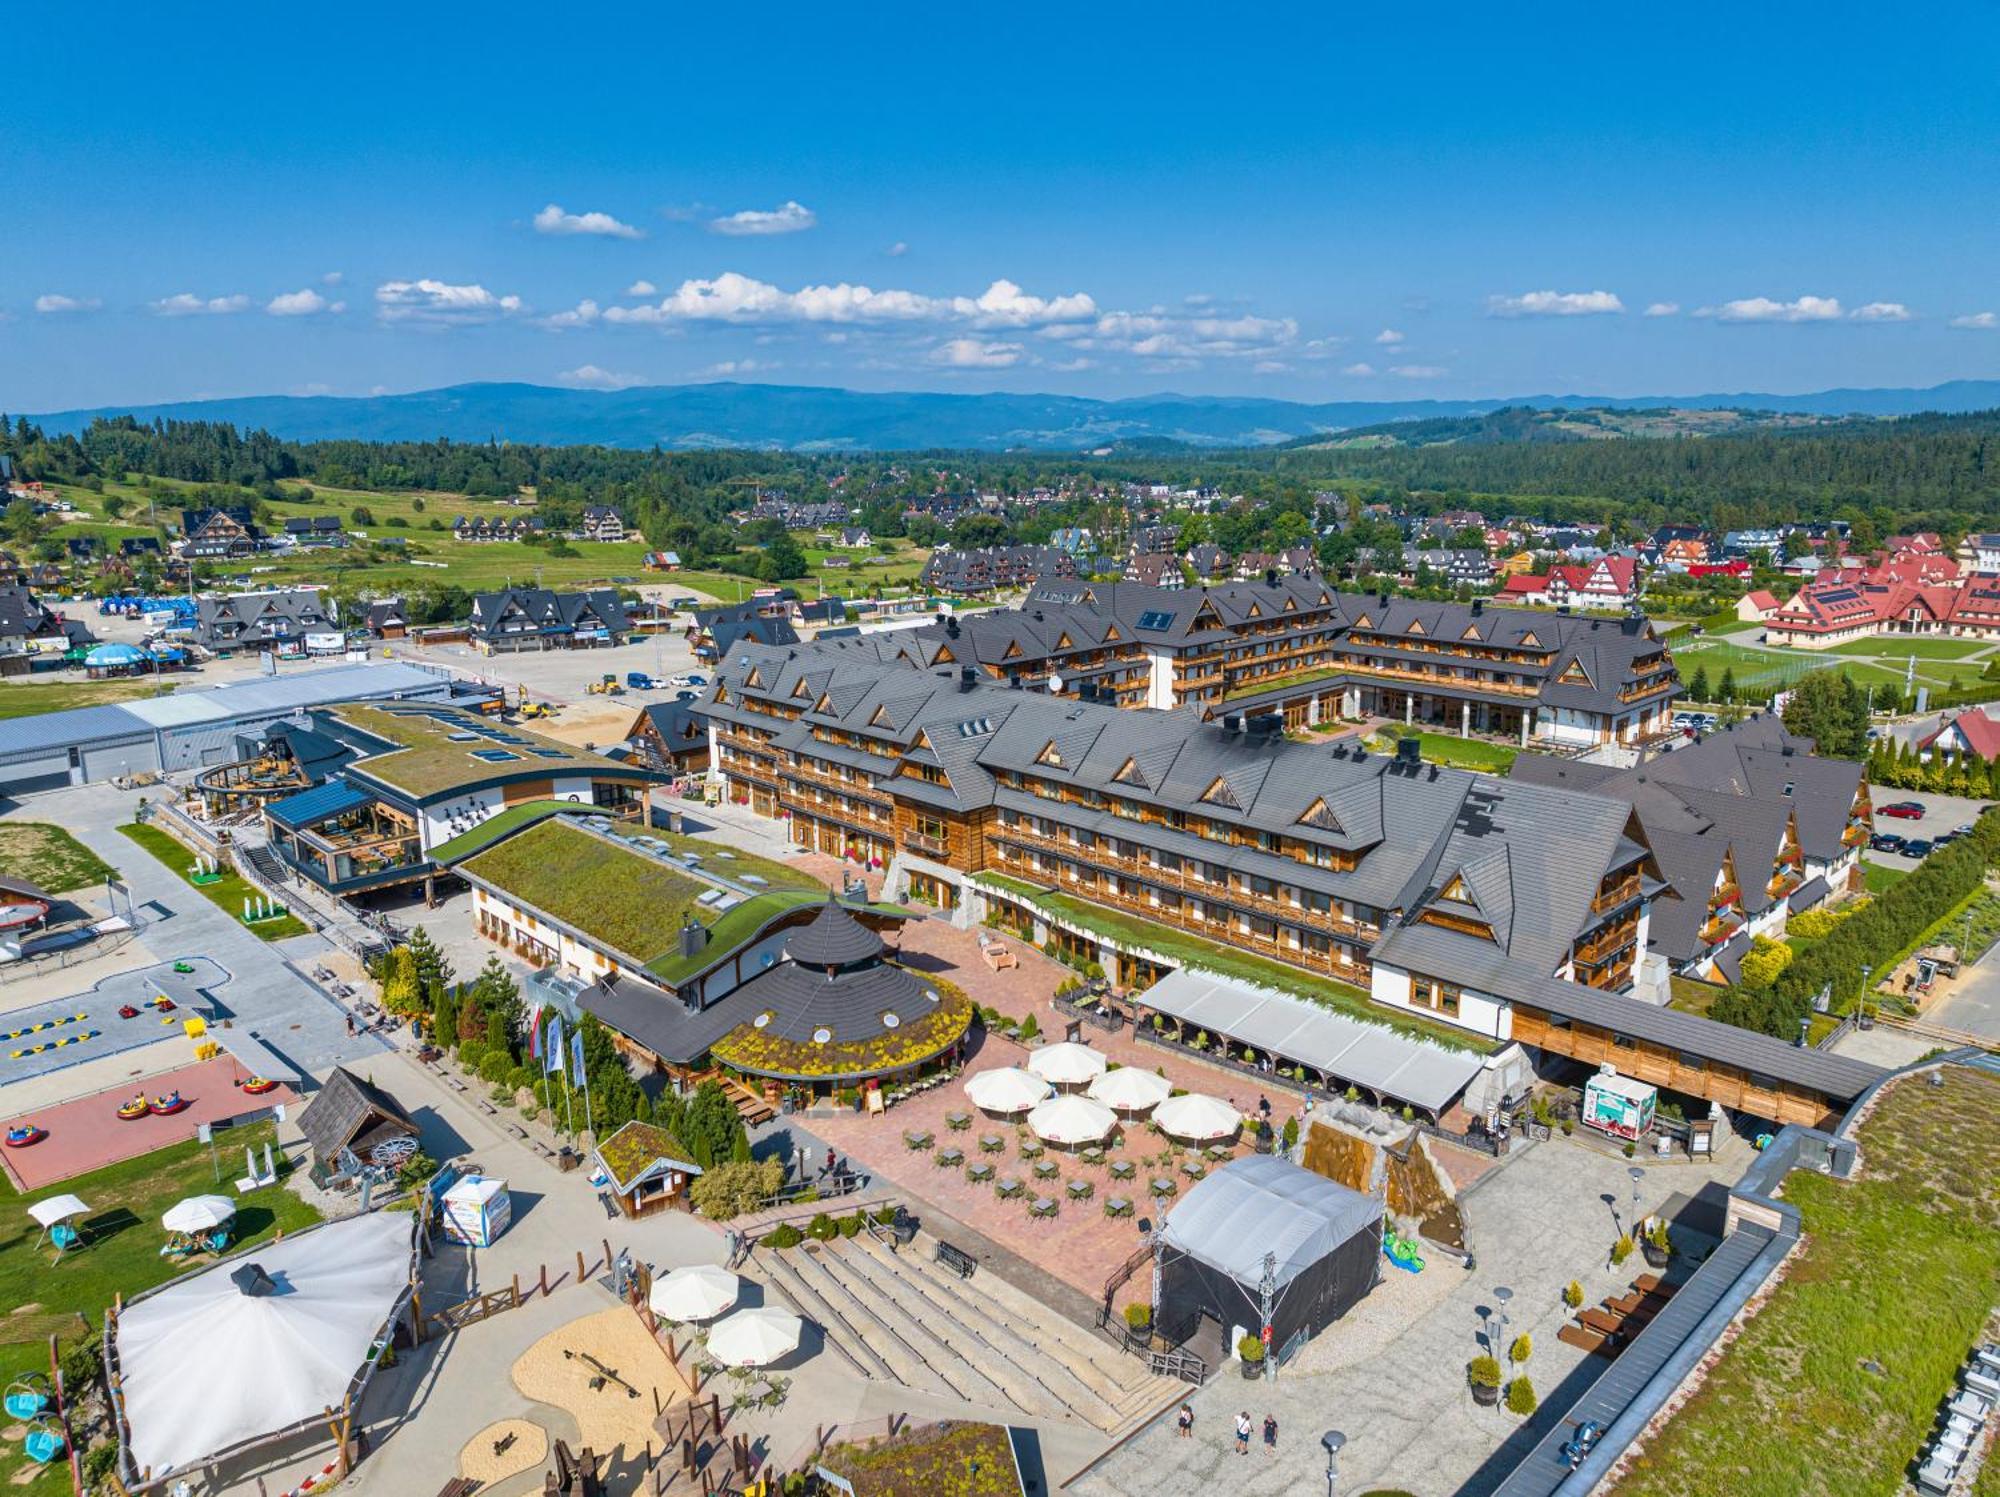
[783,757,892,805]
[1591,876,1643,914]
[903,831,950,858]
[1575,919,1639,965]
[1334,660,1541,699]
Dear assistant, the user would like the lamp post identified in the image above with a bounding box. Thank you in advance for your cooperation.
[1628,1166,1645,1235]
[1321,1429,1346,1497]
[1493,1284,1513,1360]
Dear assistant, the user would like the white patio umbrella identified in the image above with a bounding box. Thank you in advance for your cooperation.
[1087,1067,1173,1114]
[161,1196,237,1233]
[1026,1041,1108,1087]
[28,1195,88,1228]
[706,1307,802,1368]
[1152,1093,1243,1142]
[649,1264,739,1322]
[965,1066,1052,1114]
[1027,1094,1118,1146]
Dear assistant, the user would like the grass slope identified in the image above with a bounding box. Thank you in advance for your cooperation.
[117,822,309,939]
[1613,1066,2000,1497]
[0,824,117,893]
[0,678,175,720]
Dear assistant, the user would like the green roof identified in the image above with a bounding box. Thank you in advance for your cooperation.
[333,702,644,800]
[429,800,589,864]
[594,1120,700,1193]
[646,890,912,985]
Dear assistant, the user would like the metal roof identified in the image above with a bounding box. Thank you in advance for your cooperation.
[0,702,156,758]
[266,778,373,829]
[1161,1156,1383,1290]
[1135,966,1486,1113]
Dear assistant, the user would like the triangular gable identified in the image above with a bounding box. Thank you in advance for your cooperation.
[1559,658,1594,687]
[1408,618,1426,635]
[1035,739,1064,768]
[1103,623,1121,641]
[1461,624,1482,641]
[1352,612,1373,629]
[1519,631,1540,647]
[1113,756,1146,787]
[1297,797,1342,833]
[868,704,894,728]
[1200,776,1241,809]
[1246,601,1263,618]
[1002,640,1024,660]
[1190,600,1224,630]
[1438,872,1470,904]
[931,644,956,664]
[744,665,764,688]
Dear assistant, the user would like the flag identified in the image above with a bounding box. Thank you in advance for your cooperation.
[571,1030,587,1082]
[526,1002,544,1059]
[544,1014,566,1077]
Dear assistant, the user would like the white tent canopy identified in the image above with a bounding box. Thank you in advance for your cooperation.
[161,1196,236,1233]
[649,1264,738,1322]
[1087,1068,1172,1113]
[1153,1093,1243,1142]
[116,1211,415,1478]
[1027,1094,1118,1145]
[965,1067,1052,1114]
[28,1195,88,1228]
[1026,1042,1108,1087]
[706,1307,801,1368]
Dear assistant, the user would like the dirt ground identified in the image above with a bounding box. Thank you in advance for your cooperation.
[510,1305,691,1462]
[458,1417,549,1485]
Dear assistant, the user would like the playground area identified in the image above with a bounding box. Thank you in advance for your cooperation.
[0,959,228,1087]
[506,1304,693,1467]
[0,1054,297,1190]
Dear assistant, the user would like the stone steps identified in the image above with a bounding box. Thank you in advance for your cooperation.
[783,1243,964,1402]
[849,1236,1124,1425]
[748,1248,891,1384]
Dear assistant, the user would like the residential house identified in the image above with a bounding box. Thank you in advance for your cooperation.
[919,545,1076,595]
[1185,543,1231,582]
[468,587,632,652]
[283,514,348,548]
[1124,552,1187,590]
[363,599,410,638]
[179,506,260,560]
[452,514,546,543]
[1920,708,2000,762]
[838,527,873,549]
[689,599,801,660]
[1736,590,1784,624]
[1958,534,2000,573]
[580,506,627,542]
[195,588,338,655]
[626,699,711,774]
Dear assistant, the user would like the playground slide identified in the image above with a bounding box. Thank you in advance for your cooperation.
[1383,1229,1425,1274]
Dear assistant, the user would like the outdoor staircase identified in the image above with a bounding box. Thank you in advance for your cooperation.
[748,1232,1180,1438]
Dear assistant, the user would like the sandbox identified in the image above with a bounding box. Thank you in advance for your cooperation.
[458,1418,549,1487]
[511,1305,690,1460]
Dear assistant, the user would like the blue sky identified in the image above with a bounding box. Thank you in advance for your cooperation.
[7,1,1999,412]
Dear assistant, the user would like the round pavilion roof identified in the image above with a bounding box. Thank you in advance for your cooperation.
[784,898,886,969]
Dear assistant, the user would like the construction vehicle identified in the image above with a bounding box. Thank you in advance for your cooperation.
[517,700,555,720]
[586,675,625,697]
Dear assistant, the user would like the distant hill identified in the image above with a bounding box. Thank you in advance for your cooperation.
[26,378,2000,452]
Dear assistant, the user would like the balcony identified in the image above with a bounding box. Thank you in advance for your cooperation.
[1336,660,1541,699]
[1591,875,1643,914]
[1768,869,1804,900]
[1575,919,1639,966]
[718,750,778,785]
[903,831,950,858]
[1699,913,1740,947]
[1843,823,1870,847]
[783,757,892,806]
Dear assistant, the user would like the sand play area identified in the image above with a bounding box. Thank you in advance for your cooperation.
[511,1306,690,1461]
[458,1418,550,1487]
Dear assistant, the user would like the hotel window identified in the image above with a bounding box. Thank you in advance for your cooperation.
[1410,975,1462,1017]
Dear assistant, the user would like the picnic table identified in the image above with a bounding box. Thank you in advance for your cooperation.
[1033,1159,1060,1180]
[996,1177,1024,1199]
[1104,1195,1133,1218]
[1150,1176,1177,1198]
[1029,1196,1058,1218]
[979,1133,1007,1154]
[1109,1159,1136,1181]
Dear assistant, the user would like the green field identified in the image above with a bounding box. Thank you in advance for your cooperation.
[117,822,310,939]
[0,824,117,893]
[1367,729,1520,772]
[0,1123,319,1493]
[1828,635,1994,660]
[1612,1066,2000,1497]
[0,677,176,720]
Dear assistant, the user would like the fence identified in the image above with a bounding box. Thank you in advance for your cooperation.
[423,1237,627,1336]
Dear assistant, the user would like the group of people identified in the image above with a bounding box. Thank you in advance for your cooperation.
[1177,1402,1279,1456]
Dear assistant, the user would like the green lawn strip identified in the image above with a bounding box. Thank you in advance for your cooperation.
[0,824,118,894]
[0,678,176,721]
[1862,860,1910,896]
[116,822,310,939]
[642,829,823,891]
[1220,666,1346,705]
[428,800,592,865]
[0,1123,320,1493]
[1368,729,1519,772]
[1827,635,1992,660]
[646,891,910,985]
[463,819,707,964]
[1611,1068,2000,1497]
[969,871,1487,1054]
[1667,974,1721,1016]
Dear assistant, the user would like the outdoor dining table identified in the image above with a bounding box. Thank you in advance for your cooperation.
[945,1110,972,1131]
[1080,1147,1106,1166]
[937,1147,965,1167]
[979,1133,1007,1153]
[1150,1176,1177,1197]
[968,1161,995,1183]
[1033,1159,1060,1180]
[903,1129,933,1150]
[1018,1139,1044,1159]
[996,1176,1025,1198]
[1205,1144,1233,1162]
[1066,1178,1093,1199]
[1181,1160,1206,1179]
[1030,1196,1059,1218]
[1108,1159,1136,1180]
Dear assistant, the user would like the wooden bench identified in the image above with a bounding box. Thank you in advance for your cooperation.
[1579,1307,1628,1337]
[1558,1323,1611,1355]
[506,1123,529,1141]
[981,944,1018,972]
[1630,1273,1663,1295]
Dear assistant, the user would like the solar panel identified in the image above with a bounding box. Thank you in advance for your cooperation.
[470,748,522,762]
[532,748,568,759]
[1136,610,1176,631]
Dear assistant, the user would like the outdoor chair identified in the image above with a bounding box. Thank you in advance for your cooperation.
[1066,1178,1093,1200]
[49,1224,82,1255]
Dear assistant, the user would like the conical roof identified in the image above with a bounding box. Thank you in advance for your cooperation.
[784,897,885,969]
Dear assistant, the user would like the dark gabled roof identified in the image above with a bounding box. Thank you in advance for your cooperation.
[296,1066,417,1161]
[784,898,886,968]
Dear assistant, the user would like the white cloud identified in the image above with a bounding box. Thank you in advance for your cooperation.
[1058,309,1296,360]
[1850,301,1913,323]
[375,279,524,325]
[556,364,646,390]
[600,272,1092,331]
[151,292,249,317]
[1390,364,1447,379]
[1252,360,1290,374]
[321,271,345,286]
[1487,289,1624,318]
[1373,328,1405,346]
[1695,295,1844,323]
[1643,302,1680,318]
[709,201,818,237]
[1340,362,1377,377]
[266,288,344,316]
[539,299,602,331]
[533,203,643,239]
[954,278,1097,328]
[931,338,1023,368]
[1951,312,2000,331]
[885,242,908,257]
[34,294,99,314]
[705,358,775,376]
[624,280,657,297]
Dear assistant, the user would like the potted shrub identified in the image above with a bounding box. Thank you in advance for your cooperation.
[1508,1333,1532,1368]
[1642,1219,1673,1269]
[1467,1354,1503,1407]
[1237,1334,1266,1380]
[1610,1234,1635,1267]
[1504,1376,1538,1416]
[1858,1002,1878,1031]
[1123,1303,1151,1349]
[1563,1280,1584,1310]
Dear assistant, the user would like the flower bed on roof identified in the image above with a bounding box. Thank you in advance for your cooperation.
[709,970,974,1082]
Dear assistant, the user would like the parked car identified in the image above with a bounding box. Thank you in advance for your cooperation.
[1870,832,1908,853]
[1902,838,1936,859]
[1953,822,1978,838]
[625,671,658,690]
[1878,801,1926,820]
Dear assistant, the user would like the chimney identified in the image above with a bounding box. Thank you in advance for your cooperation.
[1558,604,1572,616]
[230,1263,277,1298]
[959,664,977,691]
[678,917,710,959]
[1249,712,1283,738]
[1622,612,1642,635]
[1395,735,1422,768]
[1222,713,1246,734]
[1471,597,1485,616]
[1265,567,1279,588]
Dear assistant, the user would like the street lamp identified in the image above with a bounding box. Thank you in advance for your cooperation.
[1493,1285,1513,1360]
[1321,1430,1346,1497]
[1629,1166,1646,1234]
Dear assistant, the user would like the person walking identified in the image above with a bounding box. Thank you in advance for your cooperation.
[1262,1413,1278,1456]
[1176,1403,1193,1439]
[1234,1411,1252,1455]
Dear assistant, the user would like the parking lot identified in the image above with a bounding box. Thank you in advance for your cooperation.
[1863,790,1992,870]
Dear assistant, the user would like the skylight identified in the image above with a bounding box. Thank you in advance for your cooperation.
[1136,610,1176,630]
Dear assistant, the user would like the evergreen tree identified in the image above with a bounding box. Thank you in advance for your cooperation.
[1718,667,1737,705]
[1688,664,1710,703]
[405,925,454,1003]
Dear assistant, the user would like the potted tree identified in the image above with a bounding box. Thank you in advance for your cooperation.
[1642,1219,1673,1270]
[1467,1354,1503,1407]
[1238,1334,1267,1380]
[1123,1303,1152,1352]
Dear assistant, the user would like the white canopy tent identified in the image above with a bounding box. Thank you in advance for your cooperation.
[1026,1042,1108,1087]
[648,1264,739,1322]
[1087,1068,1172,1113]
[161,1196,236,1233]
[1152,1093,1243,1143]
[28,1195,88,1228]
[965,1067,1052,1115]
[113,1211,417,1481]
[1027,1095,1118,1146]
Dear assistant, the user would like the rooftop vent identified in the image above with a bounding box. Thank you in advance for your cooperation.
[959,664,977,691]
[1395,736,1422,768]
[1471,597,1485,615]
[1248,712,1283,738]
[679,917,710,959]
[230,1263,278,1298]
[1265,567,1279,587]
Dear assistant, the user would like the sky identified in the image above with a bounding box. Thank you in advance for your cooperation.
[7,0,2000,413]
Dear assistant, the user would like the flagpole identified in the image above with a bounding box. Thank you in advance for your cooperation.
[573,1030,596,1138]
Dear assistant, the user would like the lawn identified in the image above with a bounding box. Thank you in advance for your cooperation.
[643,827,823,891]
[1667,974,1721,1016]
[1611,1065,2000,1497]
[1862,860,1910,895]
[1368,729,1520,773]
[117,822,310,940]
[0,1123,319,1494]
[970,871,1488,1053]
[462,818,713,963]
[0,824,117,894]
[1828,635,1993,660]
[0,677,176,720]
[818,1421,1020,1497]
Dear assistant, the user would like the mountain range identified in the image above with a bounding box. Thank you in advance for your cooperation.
[26,378,2000,452]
